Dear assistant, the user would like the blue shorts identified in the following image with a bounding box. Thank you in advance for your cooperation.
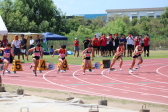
[74,46,79,51]
[4,57,10,62]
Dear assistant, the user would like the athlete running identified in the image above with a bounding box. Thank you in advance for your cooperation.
[52,45,67,74]
[82,44,94,75]
[28,43,43,76]
[129,43,144,73]
[0,43,14,75]
[108,43,124,73]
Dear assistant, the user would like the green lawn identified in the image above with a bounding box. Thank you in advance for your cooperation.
[23,50,168,65]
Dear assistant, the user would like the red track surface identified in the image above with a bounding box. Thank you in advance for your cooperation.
[2,58,168,105]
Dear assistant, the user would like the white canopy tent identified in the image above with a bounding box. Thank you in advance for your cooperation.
[0,15,8,34]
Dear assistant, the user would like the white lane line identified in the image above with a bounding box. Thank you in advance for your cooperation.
[73,69,168,98]
[156,65,168,77]
[42,68,168,106]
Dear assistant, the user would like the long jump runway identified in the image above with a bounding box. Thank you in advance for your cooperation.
[2,58,168,105]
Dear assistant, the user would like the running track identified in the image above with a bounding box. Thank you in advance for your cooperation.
[2,58,168,105]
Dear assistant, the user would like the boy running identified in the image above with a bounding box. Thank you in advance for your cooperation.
[52,45,67,74]
[108,43,124,73]
[129,43,144,73]
[0,43,14,75]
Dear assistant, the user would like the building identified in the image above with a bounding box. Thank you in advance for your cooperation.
[106,7,165,20]
[67,14,107,19]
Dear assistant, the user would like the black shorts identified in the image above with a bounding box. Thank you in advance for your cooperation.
[93,46,97,49]
[132,45,135,51]
[113,55,122,60]
[97,46,100,50]
[14,48,21,55]
[33,56,40,60]
[144,46,150,52]
[133,54,141,58]
[61,57,65,60]
[84,57,90,60]
[127,44,132,49]
[101,46,107,51]
[107,44,113,51]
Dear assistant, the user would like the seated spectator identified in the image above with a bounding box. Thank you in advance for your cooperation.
[50,46,54,55]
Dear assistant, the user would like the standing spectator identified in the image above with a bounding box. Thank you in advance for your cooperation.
[143,34,150,57]
[35,35,42,45]
[88,37,92,44]
[120,34,127,57]
[83,37,90,50]
[107,33,113,57]
[11,35,21,60]
[29,36,34,48]
[1,35,8,55]
[50,46,54,55]
[134,35,141,47]
[106,33,110,57]
[96,36,101,56]
[139,35,143,44]
[20,34,28,61]
[92,35,98,57]
[126,33,134,57]
[100,35,107,57]
[73,38,79,57]
[113,34,120,53]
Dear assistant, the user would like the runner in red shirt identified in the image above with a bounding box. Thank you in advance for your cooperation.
[92,35,98,57]
[73,38,79,57]
[100,36,107,57]
[143,34,150,57]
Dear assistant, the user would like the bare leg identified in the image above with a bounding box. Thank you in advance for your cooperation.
[74,50,76,57]
[130,58,136,69]
[18,54,20,60]
[83,59,88,74]
[137,56,143,65]
[119,58,123,68]
[77,50,79,57]
[22,54,24,60]
[110,58,117,68]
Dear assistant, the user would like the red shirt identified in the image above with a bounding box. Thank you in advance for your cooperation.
[144,38,150,46]
[59,48,66,54]
[101,37,107,46]
[74,40,79,46]
[97,39,101,46]
[1,39,8,48]
[109,36,113,38]
[134,37,141,46]
[92,38,98,46]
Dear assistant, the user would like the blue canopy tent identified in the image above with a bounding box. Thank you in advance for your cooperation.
[43,32,68,40]
[42,32,68,54]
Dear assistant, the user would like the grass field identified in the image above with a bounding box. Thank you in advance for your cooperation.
[23,50,168,64]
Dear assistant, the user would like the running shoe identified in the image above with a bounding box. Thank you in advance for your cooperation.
[119,68,123,71]
[34,73,37,76]
[129,69,133,73]
[89,69,92,72]
[30,64,32,69]
[5,70,11,74]
[108,68,111,74]
[137,64,140,69]
[83,72,85,75]
[57,69,60,74]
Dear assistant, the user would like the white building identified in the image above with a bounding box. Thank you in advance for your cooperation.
[106,7,165,20]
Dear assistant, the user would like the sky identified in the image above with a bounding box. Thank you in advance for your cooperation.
[53,0,168,15]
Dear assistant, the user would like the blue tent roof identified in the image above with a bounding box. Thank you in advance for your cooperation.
[43,32,68,40]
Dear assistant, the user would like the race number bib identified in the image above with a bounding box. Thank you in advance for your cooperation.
[86,53,90,57]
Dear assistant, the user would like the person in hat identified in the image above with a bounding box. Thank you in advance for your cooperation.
[0,43,14,75]
[52,45,67,74]
[20,34,28,61]
[73,38,79,57]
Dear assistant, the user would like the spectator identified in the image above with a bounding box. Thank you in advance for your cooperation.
[96,36,101,56]
[100,35,107,57]
[120,34,127,57]
[1,35,8,55]
[107,33,113,57]
[29,36,34,48]
[139,35,143,44]
[83,37,90,49]
[11,35,21,60]
[35,35,42,45]
[20,34,28,61]
[92,35,98,57]
[126,33,134,57]
[50,46,54,55]
[134,35,141,47]
[143,34,150,57]
[113,33,120,53]
[73,38,79,57]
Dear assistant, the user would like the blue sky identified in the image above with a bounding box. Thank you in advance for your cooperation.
[53,0,168,15]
